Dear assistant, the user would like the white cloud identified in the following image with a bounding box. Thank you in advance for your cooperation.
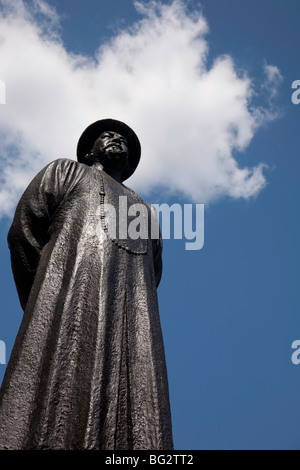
[0,0,281,218]
[263,62,283,98]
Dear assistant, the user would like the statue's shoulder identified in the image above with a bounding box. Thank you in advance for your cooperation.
[44,158,90,175]
[35,159,90,190]
[48,158,83,169]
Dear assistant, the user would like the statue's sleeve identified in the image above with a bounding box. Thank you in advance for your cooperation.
[7,159,82,310]
[150,205,163,288]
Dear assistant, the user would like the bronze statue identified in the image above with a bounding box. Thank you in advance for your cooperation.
[0,119,173,450]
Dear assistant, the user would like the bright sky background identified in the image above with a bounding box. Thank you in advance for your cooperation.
[0,0,300,450]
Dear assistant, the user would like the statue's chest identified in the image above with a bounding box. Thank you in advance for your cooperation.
[88,169,149,255]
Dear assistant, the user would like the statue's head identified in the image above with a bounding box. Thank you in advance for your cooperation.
[77,119,141,182]
[90,131,130,178]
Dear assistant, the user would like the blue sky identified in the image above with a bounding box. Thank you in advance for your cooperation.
[0,0,300,450]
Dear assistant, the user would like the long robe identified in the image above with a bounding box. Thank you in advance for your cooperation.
[0,158,173,450]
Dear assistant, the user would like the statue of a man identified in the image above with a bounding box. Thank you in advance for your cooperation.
[0,119,173,450]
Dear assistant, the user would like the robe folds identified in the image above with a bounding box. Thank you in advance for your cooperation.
[0,158,173,450]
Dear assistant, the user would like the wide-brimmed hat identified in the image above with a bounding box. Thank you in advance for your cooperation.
[76,118,141,181]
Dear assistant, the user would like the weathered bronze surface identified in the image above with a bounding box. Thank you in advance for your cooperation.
[0,119,173,450]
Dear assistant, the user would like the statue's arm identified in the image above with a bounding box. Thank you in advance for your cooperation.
[7,159,81,309]
[150,205,163,288]
[153,234,163,288]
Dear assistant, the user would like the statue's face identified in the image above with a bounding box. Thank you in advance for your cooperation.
[91,131,130,178]
[96,131,129,159]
